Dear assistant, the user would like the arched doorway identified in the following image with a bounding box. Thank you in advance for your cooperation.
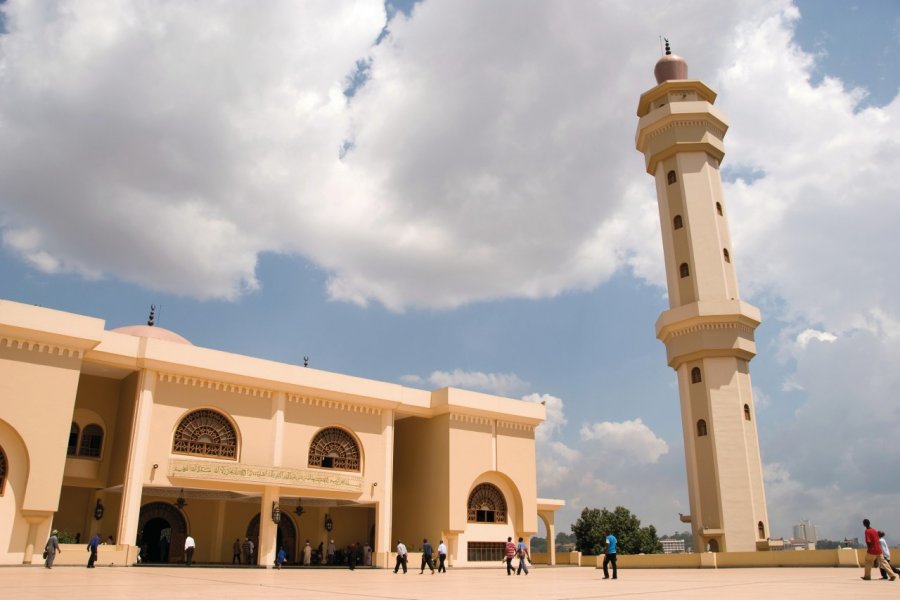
[247,513,297,565]
[138,502,188,564]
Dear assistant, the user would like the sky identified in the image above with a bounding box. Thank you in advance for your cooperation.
[1,0,898,543]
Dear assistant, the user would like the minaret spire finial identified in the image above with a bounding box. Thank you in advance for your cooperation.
[664,38,671,56]
[147,304,156,327]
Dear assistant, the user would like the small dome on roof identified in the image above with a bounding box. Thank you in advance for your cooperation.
[112,325,193,345]
[654,40,688,84]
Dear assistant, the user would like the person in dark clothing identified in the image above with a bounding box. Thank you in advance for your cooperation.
[87,533,101,568]
[232,538,241,564]
[420,538,435,574]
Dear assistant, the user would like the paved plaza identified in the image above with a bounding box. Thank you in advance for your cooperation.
[2,565,898,600]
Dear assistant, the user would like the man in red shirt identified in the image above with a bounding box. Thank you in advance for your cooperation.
[863,518,896,581]
[504,537,516,575]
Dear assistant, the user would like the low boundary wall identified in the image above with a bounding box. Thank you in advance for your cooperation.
[595,548,865,569]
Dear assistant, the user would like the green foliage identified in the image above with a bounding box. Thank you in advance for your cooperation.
[57,530,78,544]
[555,531,577,550]
[571,506,663,555]
[529,536,547,552]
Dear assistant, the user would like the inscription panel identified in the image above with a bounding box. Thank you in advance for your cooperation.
[168,459,363,491]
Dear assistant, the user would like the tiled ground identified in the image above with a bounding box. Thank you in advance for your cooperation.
[2,564,897,599]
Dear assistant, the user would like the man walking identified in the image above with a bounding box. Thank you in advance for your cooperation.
[232,538,241,564]
[516,537,530,575]
[303,540,312,566]
[862,519,895,581]
[184,534,196,566]
[393,540,408,574]
[87,532,100,568]
[44,530,61,569]
[504,537,516,575]
[437,539,447,573]
[420,538,435,574]
[602,531,617,580]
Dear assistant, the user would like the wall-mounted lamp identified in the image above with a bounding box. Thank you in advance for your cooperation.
[324,514,333,532]
[94,499,105,520]
[175,489,188,510]
[271,501,282,524]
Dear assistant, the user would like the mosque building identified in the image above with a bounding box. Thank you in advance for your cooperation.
[0,299,563,566]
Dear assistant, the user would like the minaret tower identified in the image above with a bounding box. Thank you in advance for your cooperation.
[635,43,769,553]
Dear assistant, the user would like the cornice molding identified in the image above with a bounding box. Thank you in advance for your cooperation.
[288,394,382,416]
[0,335,83,358]
[158,372,273,399]
[665,321,755,339]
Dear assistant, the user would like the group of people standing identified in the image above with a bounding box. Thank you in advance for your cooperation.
[393,538,448,574]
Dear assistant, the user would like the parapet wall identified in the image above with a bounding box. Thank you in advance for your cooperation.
[607,548,866,569]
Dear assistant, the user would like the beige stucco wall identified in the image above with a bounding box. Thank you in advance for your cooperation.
[0,299,553,566]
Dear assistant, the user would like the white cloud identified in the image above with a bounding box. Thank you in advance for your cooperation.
[522,393,566,444]
[579,418,669,465]
[402,369,529,396]
[795,329,838,348]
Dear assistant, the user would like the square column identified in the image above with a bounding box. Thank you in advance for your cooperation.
[117,369,156,548]
[258,486,280,567]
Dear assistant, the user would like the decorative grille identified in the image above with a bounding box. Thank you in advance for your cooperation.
[308,427,360,471]
[172,409,238,459]
[467,541,505,561]
[467,483,507,523]
[0,446,6,494]
[78,424,104,458]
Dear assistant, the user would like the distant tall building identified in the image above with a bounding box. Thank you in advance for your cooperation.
[635,43,770,553]
[793,520,819,544]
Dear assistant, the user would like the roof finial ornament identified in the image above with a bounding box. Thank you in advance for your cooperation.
[147,304,156,327]
[664,38,671,56]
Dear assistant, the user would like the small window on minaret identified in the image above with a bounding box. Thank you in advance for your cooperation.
[716,202,723,216]
[723,249,731,263]
[696,419,707,437]
[667,171,677,185]
[673,215,683,230]
[691,367,702,383]
[758,522,766,539]
[744,404,751,421]
[679,263,690,278]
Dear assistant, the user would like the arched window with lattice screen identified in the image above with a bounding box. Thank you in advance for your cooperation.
[467,483,507,523]
[172,409,238,460]
[308,427,360,472]
[79,424,104,458]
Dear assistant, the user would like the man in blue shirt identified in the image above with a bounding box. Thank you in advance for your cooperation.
[602,532,617,579]
[87,533,100,568]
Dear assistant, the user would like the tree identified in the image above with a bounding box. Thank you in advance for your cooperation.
[571,506,663,555]
[529,536,547,552]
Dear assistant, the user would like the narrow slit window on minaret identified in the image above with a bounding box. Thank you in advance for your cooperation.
[744,404,751,421]
[667,170,677,185]
[679,263,690,278]
[696,419,707,437]
[758,522,766,539]
[691,367,702,383]
[673,215,683,230]
[716,202,723,216]
[723,249,730,263]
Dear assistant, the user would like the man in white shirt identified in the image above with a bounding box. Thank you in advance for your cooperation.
[879,531,899,579]
[437,540,448,573]
[393,540,408,574]
[184,535,196,566]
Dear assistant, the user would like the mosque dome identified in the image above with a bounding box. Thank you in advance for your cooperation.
[112,324,193,345]
[654,40,688,84]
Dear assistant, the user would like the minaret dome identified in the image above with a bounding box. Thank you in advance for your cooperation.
[654,39,688,83]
